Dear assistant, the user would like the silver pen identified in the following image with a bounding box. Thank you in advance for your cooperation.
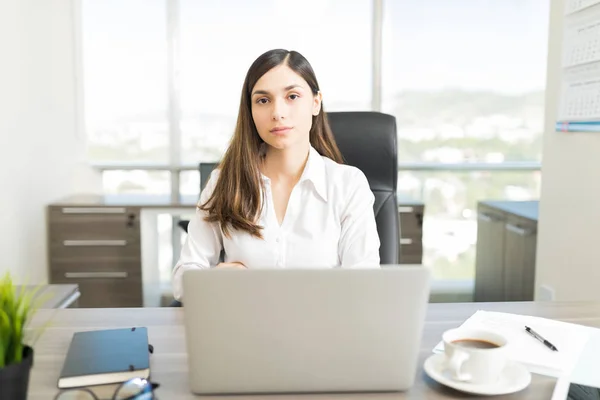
[525,326,558,351]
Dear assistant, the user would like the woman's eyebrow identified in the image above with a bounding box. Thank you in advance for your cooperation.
[252,84,303,97]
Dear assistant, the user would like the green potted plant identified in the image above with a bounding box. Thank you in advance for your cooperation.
[0,273,46,400]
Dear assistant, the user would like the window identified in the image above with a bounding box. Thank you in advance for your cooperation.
[179,0,373,164]
[82,0,169,164]
[180,170,200,197]
[382,0,549,163]
[382,0,548,280]
[102,170,170,195]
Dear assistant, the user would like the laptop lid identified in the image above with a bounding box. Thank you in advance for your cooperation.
[182,266,431,394]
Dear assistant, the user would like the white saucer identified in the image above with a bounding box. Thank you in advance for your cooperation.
[423,353,532,396]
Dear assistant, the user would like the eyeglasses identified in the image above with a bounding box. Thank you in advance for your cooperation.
[54,377,159,400]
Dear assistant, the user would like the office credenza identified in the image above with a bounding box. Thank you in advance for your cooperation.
[474,200,539,302]
[48,194,425,308]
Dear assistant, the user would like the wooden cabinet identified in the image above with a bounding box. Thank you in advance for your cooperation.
[398,202,424,264]
[474,206,506,301]
[47,203,143,308]
[474,201,538,302]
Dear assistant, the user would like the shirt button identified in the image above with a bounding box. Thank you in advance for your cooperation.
[275,237,280,243]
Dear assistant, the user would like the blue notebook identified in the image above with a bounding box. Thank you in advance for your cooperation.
[57,327,150,389]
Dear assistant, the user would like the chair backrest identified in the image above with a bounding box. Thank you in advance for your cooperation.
[199,162,218,192]
[326,111,399,265]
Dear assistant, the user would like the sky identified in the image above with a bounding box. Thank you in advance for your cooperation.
[80,0,550,122]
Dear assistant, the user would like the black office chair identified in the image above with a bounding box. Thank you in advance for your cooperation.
[177,162,218,233]
[172,162,219,307]
[327,111,399,265]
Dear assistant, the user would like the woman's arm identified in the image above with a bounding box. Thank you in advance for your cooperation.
[338,168,381,267]
[172,170,224,301]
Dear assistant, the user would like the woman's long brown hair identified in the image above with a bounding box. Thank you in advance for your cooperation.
[199,49,343,239]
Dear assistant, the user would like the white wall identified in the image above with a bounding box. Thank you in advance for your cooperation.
[0,0,101,284]
[535,0,600,301]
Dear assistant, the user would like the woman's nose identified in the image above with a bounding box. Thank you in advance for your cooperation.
[271,99,286,121]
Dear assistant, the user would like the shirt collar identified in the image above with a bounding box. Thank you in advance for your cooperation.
[299,146,328,202]
[260,146,328,202]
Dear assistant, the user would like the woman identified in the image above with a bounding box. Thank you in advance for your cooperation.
[172,49,380,301]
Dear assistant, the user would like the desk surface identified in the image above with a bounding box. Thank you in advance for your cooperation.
[27,301,600,399]
[48,193,200,208]
[18,284,79,309]
[480,200,539,221]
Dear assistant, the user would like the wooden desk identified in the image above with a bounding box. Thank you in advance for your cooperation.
[26,301,599,399]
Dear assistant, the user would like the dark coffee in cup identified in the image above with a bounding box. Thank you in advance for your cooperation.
[443,328,508,384]
[451,339,500,349]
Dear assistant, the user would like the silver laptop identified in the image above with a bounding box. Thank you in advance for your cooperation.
[182,266,431,394]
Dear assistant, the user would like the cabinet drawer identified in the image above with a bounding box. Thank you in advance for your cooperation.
[398,234,423,264]
[49,206,138,220]
[49,221,140,244]
[504,215,537,237]
[49,258,141,279]
[400,234,422,248]
[398,205,424,235]
[400,254,422,264]
[400,243,423,257]
[477,206,506,224]
[399,236,422,246]
[49,276,143,308]
[474,206,506,302]
[503,214,537,301]
[49,242,141,259]
[49,208,139,239]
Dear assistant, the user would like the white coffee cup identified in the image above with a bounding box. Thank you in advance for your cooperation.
[442,327,508,385]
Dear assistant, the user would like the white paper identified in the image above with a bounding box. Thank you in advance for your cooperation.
[559,76,600,120]
[565,0,600,15]
[562,14,600,68]
[558,1,600,128]
[559,62,600,120]
[551,332,600,399]
[432,310,597,378]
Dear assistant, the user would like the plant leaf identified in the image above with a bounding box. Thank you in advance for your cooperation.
[0,273,48,366]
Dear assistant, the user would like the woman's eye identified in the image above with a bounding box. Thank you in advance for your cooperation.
[256,98,269,104]
[289,94,299,100]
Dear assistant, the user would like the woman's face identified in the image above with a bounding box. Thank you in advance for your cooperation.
[251,64,322,152]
